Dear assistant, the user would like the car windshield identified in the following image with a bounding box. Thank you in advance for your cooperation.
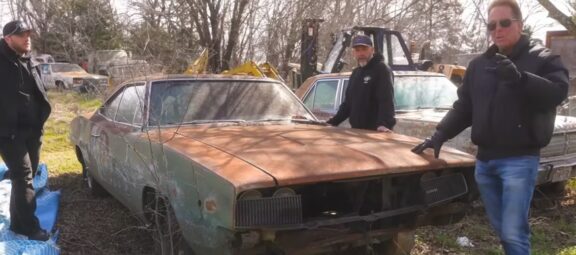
[149,80,315,126]
[51,63,86,73]
[394,75,458,110]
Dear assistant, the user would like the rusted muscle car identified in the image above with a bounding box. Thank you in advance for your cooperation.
[70,74,476,254]
[296,71,576,194]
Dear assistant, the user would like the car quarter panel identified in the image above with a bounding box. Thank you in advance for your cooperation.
[152,142,238,250]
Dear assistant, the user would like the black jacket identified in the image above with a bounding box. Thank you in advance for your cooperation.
[0,39,51,137]
[437,35,569,160]
[327,53,396,130]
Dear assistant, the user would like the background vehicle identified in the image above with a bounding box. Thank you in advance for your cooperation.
[70,74,476,254]
[32,54,55,64]
[296,71,576,195]
[87,49,158,88]
[39,62,109,92]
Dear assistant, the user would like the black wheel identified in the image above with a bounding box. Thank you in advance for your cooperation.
[148,194,194,255]
[532,181,567,209]
[538,181,567,197]
[76,148,108,197]
[56,81,65,91]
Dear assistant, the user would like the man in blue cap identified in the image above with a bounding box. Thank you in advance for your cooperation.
[0,20,51,241]
[327,34,396,131]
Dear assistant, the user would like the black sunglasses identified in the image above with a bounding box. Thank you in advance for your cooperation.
[487,18,519,31]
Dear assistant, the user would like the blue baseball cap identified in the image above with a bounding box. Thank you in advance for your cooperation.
[352,35,373,48]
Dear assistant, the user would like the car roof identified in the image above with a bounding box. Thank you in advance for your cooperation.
[308,70,445,79]
[121,74,282,84]
[295,70,447,98]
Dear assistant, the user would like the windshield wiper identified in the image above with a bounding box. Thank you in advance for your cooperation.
[292,119,328,125]
[181,119,246,124]
[250,118,291,122]
[251,117,326,125]
[415,106,452,111]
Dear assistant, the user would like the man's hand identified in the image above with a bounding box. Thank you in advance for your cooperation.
[377,126,391,132]
[494,53,522,83]
[411,131,446,158]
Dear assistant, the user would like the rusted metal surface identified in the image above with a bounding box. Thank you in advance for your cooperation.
[147,124,474,191]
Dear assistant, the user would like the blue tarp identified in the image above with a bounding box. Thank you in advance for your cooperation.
[0,164,60,255]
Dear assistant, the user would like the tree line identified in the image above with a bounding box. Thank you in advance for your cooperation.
[3,0,574,76]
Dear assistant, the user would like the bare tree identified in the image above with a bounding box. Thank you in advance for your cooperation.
[538,0,576,35]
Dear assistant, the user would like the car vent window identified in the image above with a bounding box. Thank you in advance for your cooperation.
[100,88,124,120]
[115,85,146,125]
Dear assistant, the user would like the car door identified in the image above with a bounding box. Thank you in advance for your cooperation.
[87,87,125,195]
[104,84,147,210]
[39,64,55,89]
[90,84,145,207]
[302,79,341,121]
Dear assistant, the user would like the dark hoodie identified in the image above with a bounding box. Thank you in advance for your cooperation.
[437,35,568,160]
[0,39,51,137]
[327,53,396,130]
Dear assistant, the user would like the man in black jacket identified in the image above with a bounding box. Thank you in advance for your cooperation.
[327,35,396,131]
[412,1,568,254]
[0,20,51,241]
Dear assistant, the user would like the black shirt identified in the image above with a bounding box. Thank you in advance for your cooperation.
[17,57,42,128]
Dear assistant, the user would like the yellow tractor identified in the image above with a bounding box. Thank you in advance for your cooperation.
[184,49,284,82]
[428,64,466,86]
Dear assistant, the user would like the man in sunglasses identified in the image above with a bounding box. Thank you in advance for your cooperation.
[412,0,569,254]
[0,20,51,241]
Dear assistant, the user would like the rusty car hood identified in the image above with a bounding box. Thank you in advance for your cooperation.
[150,124,474,191]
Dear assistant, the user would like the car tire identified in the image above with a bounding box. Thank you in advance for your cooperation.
[149,195,194,255]
[56,81,65,91]
[538,181,567,197]
[76,148,108,197]
[532,181,567,209]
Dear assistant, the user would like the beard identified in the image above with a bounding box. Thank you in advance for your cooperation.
[16,44,31,55]
[356,55,372,67]
[9,41,31,55]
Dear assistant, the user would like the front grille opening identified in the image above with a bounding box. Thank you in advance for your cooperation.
[297,175,424,221]
[234,169,471,228]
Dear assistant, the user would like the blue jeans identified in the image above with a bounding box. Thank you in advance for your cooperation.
[475,155,539,255]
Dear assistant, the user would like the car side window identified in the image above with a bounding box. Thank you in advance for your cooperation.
[115,85,146,125]
[303,80,339,111]
[100,88,124,120]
